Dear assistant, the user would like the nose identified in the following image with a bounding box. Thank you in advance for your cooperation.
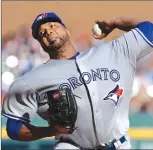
[46,29,52,36]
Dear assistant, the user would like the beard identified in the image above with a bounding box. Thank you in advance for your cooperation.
[49,37,64,49]
[41,36,68,59]
[43,37,64,52]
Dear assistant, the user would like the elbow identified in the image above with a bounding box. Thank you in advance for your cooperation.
[6,119,23,141]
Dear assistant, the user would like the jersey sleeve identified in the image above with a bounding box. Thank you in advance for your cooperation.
[110,21,153,67]
[2,78,38,123]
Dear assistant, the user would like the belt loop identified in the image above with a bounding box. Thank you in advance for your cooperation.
[113,140,121,149]
[113,135,127,149]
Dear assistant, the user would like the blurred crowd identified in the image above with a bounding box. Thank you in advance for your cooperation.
[2,24,153,115]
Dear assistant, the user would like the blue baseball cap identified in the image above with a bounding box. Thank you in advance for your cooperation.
[32,12,66,39]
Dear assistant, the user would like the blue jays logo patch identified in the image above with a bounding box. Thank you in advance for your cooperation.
[37,13,47,21]
[104,85,123,105]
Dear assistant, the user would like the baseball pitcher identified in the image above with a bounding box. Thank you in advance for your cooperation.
[2,12,153,150]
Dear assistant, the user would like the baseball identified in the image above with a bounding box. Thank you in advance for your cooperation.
[92,23,102,35]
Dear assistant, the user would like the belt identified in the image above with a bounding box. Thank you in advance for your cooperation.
[55,135,127,150]
[88,136,127,150]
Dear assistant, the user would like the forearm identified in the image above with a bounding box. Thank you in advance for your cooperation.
[18,124,56,141]
[113,17,143,32]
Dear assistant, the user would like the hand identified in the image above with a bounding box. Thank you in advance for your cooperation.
[93,20,115,40]
[93,17,142,40]
[48,124,72,136]
[54,125,72,135]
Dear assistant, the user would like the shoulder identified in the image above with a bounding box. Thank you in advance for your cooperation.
[21,62,49,82]
[7,77,28,94]
[78,41,111,57]
[23,63,46,77]
[9,63,47,93]
[16,61,55,92]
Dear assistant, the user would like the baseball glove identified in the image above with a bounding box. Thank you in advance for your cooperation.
[46,88,78,134]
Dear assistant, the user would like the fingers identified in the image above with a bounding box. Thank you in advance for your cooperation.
[93,19,115,40]
[92,34,105,40]
[96,20,110,26]
[95,21,111,34]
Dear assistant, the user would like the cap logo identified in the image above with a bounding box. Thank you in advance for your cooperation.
[36,13,47,21]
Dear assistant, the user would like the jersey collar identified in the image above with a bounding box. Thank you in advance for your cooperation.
[68,52,80,60]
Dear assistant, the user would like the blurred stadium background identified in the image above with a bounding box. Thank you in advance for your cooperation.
[1,1,153,149]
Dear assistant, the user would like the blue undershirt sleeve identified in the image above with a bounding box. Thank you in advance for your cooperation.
[6,118,23,140]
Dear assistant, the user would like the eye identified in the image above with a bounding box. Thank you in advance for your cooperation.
[50,24,56,28]
[109,93,114,97]
[39,31,46,37]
